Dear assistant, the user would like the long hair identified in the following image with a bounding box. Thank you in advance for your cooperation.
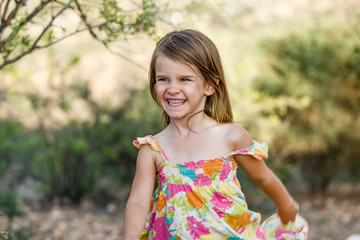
[149,29,233,126]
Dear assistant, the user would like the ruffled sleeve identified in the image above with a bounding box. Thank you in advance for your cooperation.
[224,140,269,160]
[133,135,161,153]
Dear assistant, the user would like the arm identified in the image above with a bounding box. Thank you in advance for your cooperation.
[227,125,298,224]
[123,145,157,240]
[235,154,299,224]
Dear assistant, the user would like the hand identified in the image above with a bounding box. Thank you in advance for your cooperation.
[277,199,299,225]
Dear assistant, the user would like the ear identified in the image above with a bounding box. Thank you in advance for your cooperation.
[205,83,216,96]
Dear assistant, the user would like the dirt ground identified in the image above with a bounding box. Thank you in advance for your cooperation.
[1,185,359,240]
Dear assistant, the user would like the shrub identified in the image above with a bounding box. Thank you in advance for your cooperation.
[254,21,360,193]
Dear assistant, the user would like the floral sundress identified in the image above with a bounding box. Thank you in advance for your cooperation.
[133,135,308,240]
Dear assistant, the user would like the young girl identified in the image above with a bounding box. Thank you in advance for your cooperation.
[123,29,308,240]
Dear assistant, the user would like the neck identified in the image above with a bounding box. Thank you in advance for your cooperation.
[168,113,216,138]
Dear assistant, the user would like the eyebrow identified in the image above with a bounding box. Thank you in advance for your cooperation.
[155,74,166,78]
[155,74,196,78]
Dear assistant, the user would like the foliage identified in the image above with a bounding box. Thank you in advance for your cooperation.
[1,42,162,204]
[254,21,360,193]
[0,0,157,70]
[11,222,38,240]
[0,120,24,240]
[0,212,8,240]
[0,187,24,238]
[0,121,23,177]
[0,228,8,240]
[25,82,162,204]
[1,213,36,240]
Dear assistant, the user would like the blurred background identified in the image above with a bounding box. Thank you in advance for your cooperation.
[0,0,359,239]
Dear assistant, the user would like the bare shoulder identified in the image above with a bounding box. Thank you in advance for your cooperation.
[137,143,155,155]
[137,143,157,166]
[222,123,253,151]
[138,132,166,168]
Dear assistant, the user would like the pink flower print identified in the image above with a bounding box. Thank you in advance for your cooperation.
[193,174,212,186]
[213,207,225,218]
[166,184,193,201]
[256,228,266,239]
[210,192,233,211]
[166,206,176,225]
[157,167,166,185]
[152,216,172,240]
[145,212,156,232]
[185,216,210,239]
[184,161,203,170]
[275,229,296,240]
[219,164,231,181]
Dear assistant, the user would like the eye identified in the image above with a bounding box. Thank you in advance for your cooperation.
[156,78,168,82]
[181,78,190,82]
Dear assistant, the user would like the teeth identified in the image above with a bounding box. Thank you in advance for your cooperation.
[168,99,185,105]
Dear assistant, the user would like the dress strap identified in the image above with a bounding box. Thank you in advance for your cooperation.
[223,140,269,160]
[133,135,169,162]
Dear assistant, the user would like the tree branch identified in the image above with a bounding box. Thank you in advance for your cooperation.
[0,0,52,39]
[1,0,10,24]
[39,20,148,72]
[0,0,26,33]
[25,0,53,24]
[0,0,6,14]
[37,22,106,49]
[6,0,26,20]
[0,0,157,71]
[0,0,74,69]
[73,0,98,40]
[29,0,74,47]
[103,43,148,72]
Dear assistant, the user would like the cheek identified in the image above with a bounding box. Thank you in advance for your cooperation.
[184,85,202,97]
[155,85,165,101]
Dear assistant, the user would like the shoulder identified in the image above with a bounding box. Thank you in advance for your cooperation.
[222,123,253,151]
[135,143,159,173]
[137,142,155,154]
[135,133,166,168]
[133,136,158,164]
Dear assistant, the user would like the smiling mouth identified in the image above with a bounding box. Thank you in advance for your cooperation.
[167,99,186,106]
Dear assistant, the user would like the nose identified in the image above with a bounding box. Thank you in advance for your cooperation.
[167,81,180,94]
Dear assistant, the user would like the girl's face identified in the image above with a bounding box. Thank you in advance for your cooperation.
[155,54,215,121]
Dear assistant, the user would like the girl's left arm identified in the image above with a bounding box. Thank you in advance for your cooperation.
[236,154,299,224]
[228,125,298,224]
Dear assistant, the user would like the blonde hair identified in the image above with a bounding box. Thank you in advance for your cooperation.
[149,29,233,126]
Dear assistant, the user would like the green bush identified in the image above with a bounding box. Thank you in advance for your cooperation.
[1,74,162,204]
[0,121,23,175]
[0,187,24,238]
[29,84,162,204]
[33,122,100,204]
[255,21,360,193]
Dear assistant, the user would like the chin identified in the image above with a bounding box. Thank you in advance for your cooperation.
[167,115,186,120]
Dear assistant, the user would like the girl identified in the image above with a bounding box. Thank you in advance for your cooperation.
[123,29,308,240]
